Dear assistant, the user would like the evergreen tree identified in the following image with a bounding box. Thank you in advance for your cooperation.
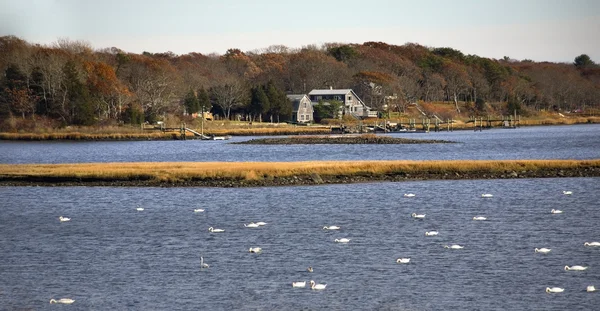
[265,81,291,122]
[249,86,269,121]
[183,89,199,114]
[63,61,94,125]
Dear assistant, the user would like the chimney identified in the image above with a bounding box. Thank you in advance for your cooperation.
[329,86,333,90]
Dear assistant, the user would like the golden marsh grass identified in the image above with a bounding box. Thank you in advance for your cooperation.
[1,159,598,183]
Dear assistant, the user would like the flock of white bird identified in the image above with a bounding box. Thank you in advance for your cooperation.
[53,189,597,302]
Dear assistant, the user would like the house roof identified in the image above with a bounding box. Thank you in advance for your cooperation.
[286,94,307,101]
[308,89,353,96]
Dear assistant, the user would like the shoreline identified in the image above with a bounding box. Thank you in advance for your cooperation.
[1,160,598,187]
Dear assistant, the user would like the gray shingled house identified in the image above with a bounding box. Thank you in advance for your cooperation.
[308,88,376,119]
[286,94,314,123]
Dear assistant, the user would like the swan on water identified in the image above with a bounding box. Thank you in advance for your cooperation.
[310,280,327,290]
[307,266,313,273]
[564,265,588,271]
[587,285,596,292]
[136,207,144,211]
[473,216,487,221]
[255,222,267,226]
[292,281,306,288]
[404,193,415,197]
[425,231,439,236]
[50,298,75,304]
[396,258,410,264]
[208,227,225,233]
[335,238,350,243]
[412,213,426,219]
[546,287,564,293]
[249,247,262,253]
[481,194,493,198]
[244,223,260,228]
[200,256,209,268]
[563,191,573,195]
[551,209,563,214]
[444,244,464,249]
[535,248,552,253]
[193,208,205,213]
[58,216,71,222]
[584,242,600,247]
[323,226,340,230]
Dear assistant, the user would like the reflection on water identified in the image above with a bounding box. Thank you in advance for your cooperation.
[1,124,599,164]
[1,178,599,310]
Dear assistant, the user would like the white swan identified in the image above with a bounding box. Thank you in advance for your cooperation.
[396,258,410,264]
[335,238,350,243]
[535,248,552,253]
[255,222,267,226]
[565,265,588,271]
[249,247,262,253]
[200,256,209,268]
[323,226,340,230]
[425,231,439,236]
[584,242,600,247]
[551,209,563,214]
[563,191,573,195]
[310,280,327,290]
[50,298,75,304]
[404,193,415,197]
[193,208,205,213]
[58,216,71,222]
[473,216,487,221]
[411,213,426,219]
[481,194,493,198]
[244,223,260,228]
[444,244,464,249]
[587,285,596,292]
[136,207,144,211]
[307,266,313,273]
[546,287,564,293]
[208,227,225,233]
[292,281,306,288]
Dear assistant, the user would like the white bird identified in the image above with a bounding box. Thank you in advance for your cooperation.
[335,238,350,243]
[444,244,464,249]
[292,281,306,288]
[208,227,225,233]
[546,287,564,293]
[481,194,493,198]
[249,247,262,253]
[58,216,71,222]
[310,280,327,290]
[425,231,439,236]
[535,248,552,253]
[136,207,144,211]
[551,209,563,214]
[587,285,596,292]
[255,222,267,226]
[565,265,588,271]
[404,193,415,197]
[563,191,573,195]
[396,258,411,264]
[307,266,313,273]
[244,223,260,228]
[323,226,340,230]
[50,298,75,304]
[473,216,487,221]
[584,242,600,247]
[193,208,205,213]
[411,213,426,219]
[200,256,209,268]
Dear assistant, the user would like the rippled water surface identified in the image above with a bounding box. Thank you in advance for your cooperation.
[1,178,600,310]
[1,124,599,163]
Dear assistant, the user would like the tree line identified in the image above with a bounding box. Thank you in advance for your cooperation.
[1,36,598,128]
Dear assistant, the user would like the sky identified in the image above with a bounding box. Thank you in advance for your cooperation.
[1,0,599,62]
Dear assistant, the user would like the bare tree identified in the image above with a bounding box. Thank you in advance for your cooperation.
[210,79,248,119]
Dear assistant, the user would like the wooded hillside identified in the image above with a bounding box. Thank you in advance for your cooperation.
[1,36,598,129]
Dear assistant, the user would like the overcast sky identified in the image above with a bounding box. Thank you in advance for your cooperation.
[1,0,599,62]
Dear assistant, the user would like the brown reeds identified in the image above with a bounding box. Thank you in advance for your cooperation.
[1,159,598,185]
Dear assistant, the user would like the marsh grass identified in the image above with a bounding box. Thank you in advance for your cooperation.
[1,159,597,183]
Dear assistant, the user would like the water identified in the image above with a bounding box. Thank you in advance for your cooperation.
[1,124,599,164]
[1,178,600,310]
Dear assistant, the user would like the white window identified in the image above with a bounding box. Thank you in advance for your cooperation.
[300,115,304,120]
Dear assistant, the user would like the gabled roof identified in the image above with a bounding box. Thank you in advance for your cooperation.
[286,94,308,101]
[308,89,353,96]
